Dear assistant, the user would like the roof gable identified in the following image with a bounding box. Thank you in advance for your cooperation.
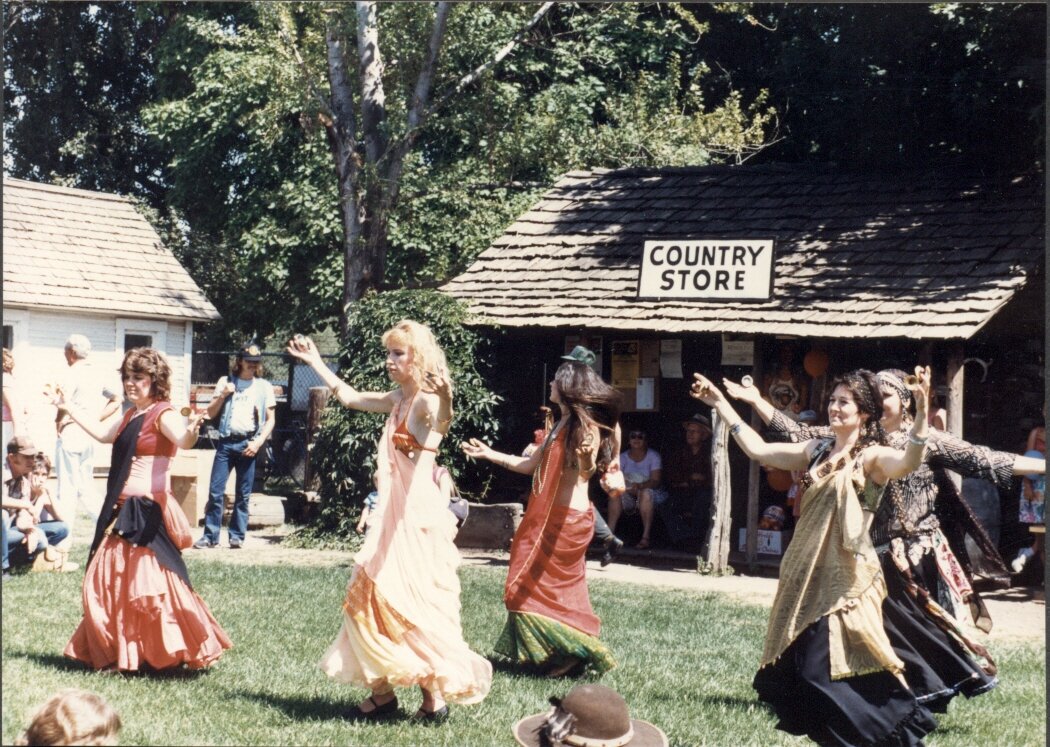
[3,178,220,322]
[442,164,1044,339]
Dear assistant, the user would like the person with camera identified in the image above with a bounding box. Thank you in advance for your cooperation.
[193,343,276,550]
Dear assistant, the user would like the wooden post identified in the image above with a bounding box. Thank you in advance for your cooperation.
[703,409,733,573]
[305,386,332,490]
[945,344,965,491]
[746,340,765,571]
[946,344,965,438]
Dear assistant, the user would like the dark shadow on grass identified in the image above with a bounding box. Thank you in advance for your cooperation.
[691,693,761,711]
[8,650,211,679]
[230,688,408,723]
[7,650,85,673]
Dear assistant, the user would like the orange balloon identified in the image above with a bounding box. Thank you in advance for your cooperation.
[766,468,793,492]
[804,349,830,378]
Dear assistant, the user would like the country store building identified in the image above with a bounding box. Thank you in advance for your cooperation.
[443,164,1045,565]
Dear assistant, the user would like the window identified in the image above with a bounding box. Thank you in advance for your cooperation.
[124,333,153,351]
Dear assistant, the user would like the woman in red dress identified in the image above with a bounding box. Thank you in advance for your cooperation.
[57,348,232,671]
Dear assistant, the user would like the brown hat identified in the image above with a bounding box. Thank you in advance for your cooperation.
[513,684,668,747]
[7,434,36,456]
[683,413,711,430]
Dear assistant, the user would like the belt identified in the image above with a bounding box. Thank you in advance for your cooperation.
[220,433,252,441]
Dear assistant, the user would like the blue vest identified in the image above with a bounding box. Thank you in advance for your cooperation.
[217,377,271,439]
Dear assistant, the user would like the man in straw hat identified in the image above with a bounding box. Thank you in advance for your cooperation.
[513,683,668,747]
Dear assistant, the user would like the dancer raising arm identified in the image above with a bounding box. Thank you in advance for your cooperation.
[462,355,622,677]
[691,368,937,747]
[725,369,1045,711]
[59,348,231,672]
[287,323,490,724]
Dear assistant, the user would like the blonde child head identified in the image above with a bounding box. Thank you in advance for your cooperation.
[16,689,122,746]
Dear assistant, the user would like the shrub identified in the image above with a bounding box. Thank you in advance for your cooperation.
[303,289,502,538]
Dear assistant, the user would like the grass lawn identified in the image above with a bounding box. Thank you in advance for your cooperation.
[2,557,1044,746]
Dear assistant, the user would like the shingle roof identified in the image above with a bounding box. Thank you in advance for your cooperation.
[442,165,1043,339]
[3,178,220,321]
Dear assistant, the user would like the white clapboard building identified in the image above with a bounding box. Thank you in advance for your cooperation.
[2,177,220,467]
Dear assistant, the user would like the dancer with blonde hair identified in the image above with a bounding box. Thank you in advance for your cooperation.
[288,321,491,723]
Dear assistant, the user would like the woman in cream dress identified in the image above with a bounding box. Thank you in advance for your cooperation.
[287,322,490,723]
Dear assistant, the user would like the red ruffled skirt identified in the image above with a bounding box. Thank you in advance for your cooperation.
[64,535,232,671]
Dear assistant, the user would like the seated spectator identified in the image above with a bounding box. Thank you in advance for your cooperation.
[15,688,122,746]
[4,436,47,575]
[16,454,73,567]
[664,413,713,549]
[610,429,668,549]
[5,450,75,573]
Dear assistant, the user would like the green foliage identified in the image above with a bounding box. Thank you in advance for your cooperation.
[305,290,502,538]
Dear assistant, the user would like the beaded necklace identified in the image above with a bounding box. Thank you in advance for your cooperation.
[531,420,564,496]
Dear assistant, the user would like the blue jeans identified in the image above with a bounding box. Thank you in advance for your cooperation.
[5,519,66,568]
[203,437,256,543]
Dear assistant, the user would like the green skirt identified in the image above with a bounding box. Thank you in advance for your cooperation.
[494,611,616,675]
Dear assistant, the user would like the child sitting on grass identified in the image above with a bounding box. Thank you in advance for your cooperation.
[14,455,62,564]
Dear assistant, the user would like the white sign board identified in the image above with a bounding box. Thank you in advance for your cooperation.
[637,240,774,300]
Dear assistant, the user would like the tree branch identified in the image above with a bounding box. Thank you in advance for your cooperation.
[406,1,451,133]
[356,1,387,168]
[426,2,555,119]
[274,13,337,124]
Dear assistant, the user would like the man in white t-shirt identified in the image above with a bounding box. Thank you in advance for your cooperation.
[194,344,276,549]
[54,334,121,534]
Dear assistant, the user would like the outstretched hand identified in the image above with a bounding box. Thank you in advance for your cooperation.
[689,373,723,406]
[723,377,760,405]
[286,334,321,365]
[906,365,932,412]
[461,438,492,461]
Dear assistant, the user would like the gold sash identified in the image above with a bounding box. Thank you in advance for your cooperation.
[761,459,905,681]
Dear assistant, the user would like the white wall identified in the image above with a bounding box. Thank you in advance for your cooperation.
[3,307,195,470]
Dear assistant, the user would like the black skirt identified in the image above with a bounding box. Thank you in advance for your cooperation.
[880,552,997,713]
[753,616,937,747]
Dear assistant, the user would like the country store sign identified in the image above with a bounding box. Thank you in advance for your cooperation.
[637,239,775,300]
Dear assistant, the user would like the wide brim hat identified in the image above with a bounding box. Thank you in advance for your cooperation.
[513,713,668,747]
[682,413,711,429]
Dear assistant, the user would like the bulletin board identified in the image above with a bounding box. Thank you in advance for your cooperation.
[612,339,661,412]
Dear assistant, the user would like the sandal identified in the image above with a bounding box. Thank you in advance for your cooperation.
[635,538,650,550]
[410,705,449,725]
[345,695,399,721]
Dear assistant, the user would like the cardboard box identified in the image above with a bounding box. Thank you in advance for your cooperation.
[738,528,791,555]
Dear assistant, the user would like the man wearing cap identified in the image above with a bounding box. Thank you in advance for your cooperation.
[561,346,625,566]
[53,334,122,535]
[194,343,276,549]
[664,413,713,549]
[3,436,70,576]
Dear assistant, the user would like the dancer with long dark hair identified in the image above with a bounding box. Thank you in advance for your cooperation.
[692,368,936,746]
[462,353,622,677]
